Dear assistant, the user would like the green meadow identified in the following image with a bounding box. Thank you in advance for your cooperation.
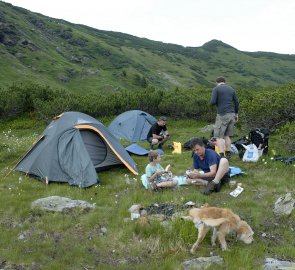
[0,2,295,269]
[0,117,294,270]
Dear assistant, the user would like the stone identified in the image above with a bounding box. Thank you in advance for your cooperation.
[182,256,224,270]
[199,124,215,134]
[264,257,295,270]
[128,204,143,214]
[273,193,295,216]
[31,196,96,212]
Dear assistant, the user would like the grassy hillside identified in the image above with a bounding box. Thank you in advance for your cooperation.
[1,1,295,93]
[0,117,294,269]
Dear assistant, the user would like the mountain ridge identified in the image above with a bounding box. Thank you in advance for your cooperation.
[0,1,295,92]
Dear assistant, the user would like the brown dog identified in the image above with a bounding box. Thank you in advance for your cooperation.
[181,206,254,252]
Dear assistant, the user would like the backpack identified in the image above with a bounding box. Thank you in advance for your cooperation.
[233,136,251,151]
[183,137,196,150]
[183,137,215,151]
[249,128,270,155]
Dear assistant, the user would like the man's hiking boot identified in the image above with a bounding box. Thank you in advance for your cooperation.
[214,182,222,192]
[226,151,232,160]
[202,181,219,195]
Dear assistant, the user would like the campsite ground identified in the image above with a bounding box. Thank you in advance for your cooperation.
[0,117,294,270]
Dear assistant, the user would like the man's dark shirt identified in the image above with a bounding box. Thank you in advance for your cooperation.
[147,122,167,139]
[210,83,239,115]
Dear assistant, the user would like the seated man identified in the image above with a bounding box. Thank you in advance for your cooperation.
[187,138,230,195]
[147,116,170,149]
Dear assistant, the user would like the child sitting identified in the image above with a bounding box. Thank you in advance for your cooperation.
[142,151,178,191]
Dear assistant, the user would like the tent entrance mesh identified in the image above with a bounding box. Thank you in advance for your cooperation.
[79,130,107,166]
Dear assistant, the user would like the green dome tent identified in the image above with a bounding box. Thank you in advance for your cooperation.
[15,112,138,187]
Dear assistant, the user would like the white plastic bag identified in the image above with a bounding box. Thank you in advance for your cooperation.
[242,144,259,162]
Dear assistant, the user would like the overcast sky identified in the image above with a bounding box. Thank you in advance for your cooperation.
[3,0,295,54]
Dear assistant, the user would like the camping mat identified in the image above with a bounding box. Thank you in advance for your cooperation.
[125,143,164,156]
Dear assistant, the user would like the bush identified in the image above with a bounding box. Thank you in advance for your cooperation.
[159,87,214,121]
[1,83,294,134]
[239,83,295,131]
[277,122,295,153]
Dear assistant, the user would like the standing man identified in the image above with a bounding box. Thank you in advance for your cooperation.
[187,138,230,195]
[210,76,239,159]
[147,116,170,149]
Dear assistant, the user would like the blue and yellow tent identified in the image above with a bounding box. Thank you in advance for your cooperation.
[15,112,138,187]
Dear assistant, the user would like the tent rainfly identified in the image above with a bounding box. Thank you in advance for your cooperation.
[15,112,138,187]
[108,110,157,142]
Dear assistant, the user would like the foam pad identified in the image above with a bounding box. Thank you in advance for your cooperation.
[125,143,164,156]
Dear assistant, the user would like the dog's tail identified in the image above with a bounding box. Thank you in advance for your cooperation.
[202,218,228,227]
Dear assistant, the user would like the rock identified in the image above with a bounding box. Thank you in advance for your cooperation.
[31,196,96,212]
[182,256,224,270]
[15,52,26,59]
[100,226,107,235]
[171,211,186,221]
[264,257,295,270]
[128,204,143,214]
[17,230,31,241]
[18,233,26,241]
[273,193,295,216]
[185,201,196,206]
[199,124,215,134]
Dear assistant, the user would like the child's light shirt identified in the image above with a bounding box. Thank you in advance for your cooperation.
[145,163,164,183]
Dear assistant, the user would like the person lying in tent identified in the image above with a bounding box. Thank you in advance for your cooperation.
[147,116,170,150]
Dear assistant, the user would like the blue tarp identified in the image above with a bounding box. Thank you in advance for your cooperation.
[125,143,164,156]
[229,166,245,177]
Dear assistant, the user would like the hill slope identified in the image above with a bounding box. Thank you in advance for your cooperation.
[1,1,295,92]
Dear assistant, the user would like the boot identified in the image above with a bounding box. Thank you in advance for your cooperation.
[202,181,217,195]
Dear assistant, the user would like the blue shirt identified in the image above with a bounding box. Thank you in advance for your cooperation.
[193,148,221,173]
